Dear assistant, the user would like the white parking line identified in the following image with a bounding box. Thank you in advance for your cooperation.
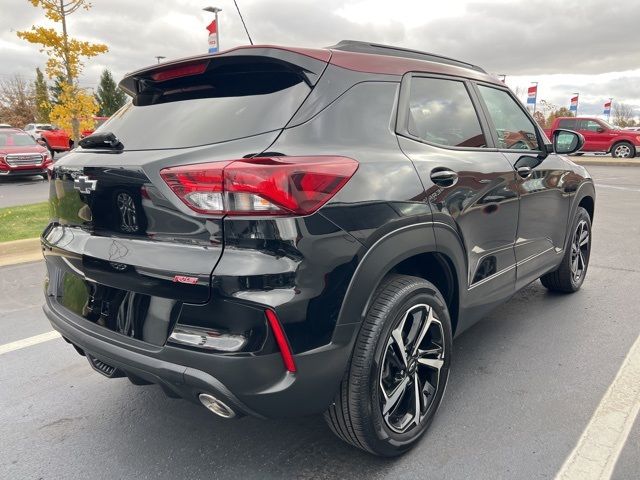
[0,331,61,355]
[555,334,640,480]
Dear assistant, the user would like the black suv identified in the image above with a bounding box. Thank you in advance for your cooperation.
[42,41,595,456]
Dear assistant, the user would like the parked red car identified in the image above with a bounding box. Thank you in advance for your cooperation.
[0,128,52,179]
[543,117,640,158]
[24,123,74,158]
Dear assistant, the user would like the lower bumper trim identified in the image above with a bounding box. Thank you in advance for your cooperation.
[44,301,264,418]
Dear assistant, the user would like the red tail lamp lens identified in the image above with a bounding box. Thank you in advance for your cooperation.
[160,156,358,216]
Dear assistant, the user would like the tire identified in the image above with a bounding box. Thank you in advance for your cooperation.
[541,207,591,293]
[324,274,452,456]
[611,142,635,159]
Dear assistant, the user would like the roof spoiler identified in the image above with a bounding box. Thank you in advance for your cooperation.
[119,46,332,98]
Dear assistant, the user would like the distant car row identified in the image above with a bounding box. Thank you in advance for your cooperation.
[22,118,109,157]
[0,127,52,178]
[0,117,109,179]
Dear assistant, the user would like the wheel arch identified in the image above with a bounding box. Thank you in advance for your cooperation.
[563,181,596,251]
[574,181,596,221]
[578,194,594,222]
[335,222,465,335]
[609,139,635,155]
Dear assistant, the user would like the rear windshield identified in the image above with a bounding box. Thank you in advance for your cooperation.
[101,61,311,150]
[0,132,37,147]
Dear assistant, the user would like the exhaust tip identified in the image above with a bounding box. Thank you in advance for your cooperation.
[198,393,236,419]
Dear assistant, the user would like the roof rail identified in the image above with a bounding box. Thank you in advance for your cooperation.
[328,40,486,73]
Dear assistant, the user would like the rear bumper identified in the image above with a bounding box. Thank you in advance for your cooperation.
[44,295,358,418]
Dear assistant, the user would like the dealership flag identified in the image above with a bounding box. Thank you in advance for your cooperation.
[570,95,579,113]
[207,19,218,53]
[604,100,612,116]
[527,85,537,106]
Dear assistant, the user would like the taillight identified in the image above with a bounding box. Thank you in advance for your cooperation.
[160,156,358,216]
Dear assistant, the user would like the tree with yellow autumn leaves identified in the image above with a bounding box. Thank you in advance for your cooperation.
[17,0,108,141]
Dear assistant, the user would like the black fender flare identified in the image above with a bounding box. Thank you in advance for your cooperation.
[564,180,596,250]
[334,221,466,331]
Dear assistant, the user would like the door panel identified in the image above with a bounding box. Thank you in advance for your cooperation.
[399,137,519,302]
[503,153,571,288]
[473,83,571,287]
[396,75,519,306]
[577,119,608,152]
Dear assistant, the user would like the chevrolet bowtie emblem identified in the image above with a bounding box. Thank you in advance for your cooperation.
[74,175,97,194]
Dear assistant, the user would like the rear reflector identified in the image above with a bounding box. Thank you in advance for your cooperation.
[265,309,297,373]
[160,156,358,216]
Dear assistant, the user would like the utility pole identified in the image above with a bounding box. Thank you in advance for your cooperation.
[155,56,166,64]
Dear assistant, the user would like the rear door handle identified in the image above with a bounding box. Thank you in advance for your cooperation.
[517,166,532,178]
[430,169,458,187]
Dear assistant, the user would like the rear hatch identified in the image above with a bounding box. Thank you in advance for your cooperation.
[43,48,329,342]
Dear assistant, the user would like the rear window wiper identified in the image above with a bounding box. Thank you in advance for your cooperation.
[78,132,124,151]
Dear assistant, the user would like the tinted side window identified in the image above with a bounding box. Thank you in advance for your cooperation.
[579,120,603,132]
[478,85,541,151]
[558,119,576,129]
[407,77,486,148]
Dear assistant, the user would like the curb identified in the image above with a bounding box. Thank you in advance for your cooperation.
[0,238,43,267]
[573,159,640,167]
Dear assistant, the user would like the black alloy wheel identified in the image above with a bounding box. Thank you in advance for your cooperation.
[380,303,445,434]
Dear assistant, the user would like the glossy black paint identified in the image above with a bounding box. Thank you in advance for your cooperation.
[42,45,595,418]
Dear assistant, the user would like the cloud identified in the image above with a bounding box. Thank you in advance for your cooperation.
[1,0,639,117]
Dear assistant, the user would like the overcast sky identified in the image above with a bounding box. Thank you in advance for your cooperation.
[2,0,639,118]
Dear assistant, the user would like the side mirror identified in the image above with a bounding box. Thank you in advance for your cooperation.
[596,127,605,133]
[553,129,584,155]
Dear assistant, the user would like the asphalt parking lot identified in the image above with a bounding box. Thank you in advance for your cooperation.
[1,165,639,479]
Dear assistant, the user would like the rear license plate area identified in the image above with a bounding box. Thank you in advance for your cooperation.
[57,271,178,346]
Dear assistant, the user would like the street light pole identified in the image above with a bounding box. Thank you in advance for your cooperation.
[204,6,222,53]
[155,56,166,64]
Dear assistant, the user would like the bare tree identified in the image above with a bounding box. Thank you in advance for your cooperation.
[533,111,546,128]
[612,102,634,127]
[538,99,558,119]
[0,75,36,127]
